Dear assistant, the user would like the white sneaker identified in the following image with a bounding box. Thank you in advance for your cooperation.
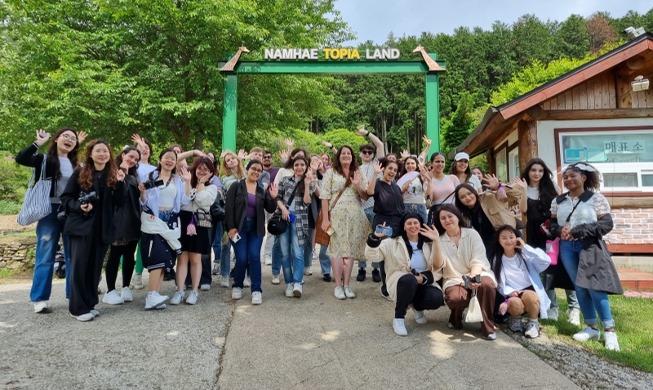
[304,268,312,276]
[102,290,124,305]
[393,318,408,336]
[567,308,581,326]
[121,287,133,302]
[604,331,620,351]
[232,287,243,300]
[220,277,230,288]
[170,291,185,305]
[547,306,559,321]
[293,283,303,298]
[334,287,346,300]
[509,316,524,333]
[244,277,251,287]
[212,264,220,275]
[145,292,169,310]
[343,285,356,299]
[71,313,94,322]
[131,273,144,290]
[33,301,49,313]
[90,309,100,318]
[413,309,427,325]
[573,326,601,342]
[524,320,540,339]
[251,291,262,305]
[200,284,211,291]
[285,283,294,298]
[264,257,272,265]
[271,275,280,285]
[186,291,198,305]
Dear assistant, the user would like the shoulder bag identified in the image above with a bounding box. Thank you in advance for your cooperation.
[267,179,302,235]
[314,178,350,246]
[17,156,52,226]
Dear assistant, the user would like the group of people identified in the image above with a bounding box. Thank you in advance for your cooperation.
[17,127,622,351]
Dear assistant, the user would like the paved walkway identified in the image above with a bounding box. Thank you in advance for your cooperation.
[0,263,580,389]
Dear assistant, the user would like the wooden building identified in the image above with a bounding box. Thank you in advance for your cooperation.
[456,33,653,254]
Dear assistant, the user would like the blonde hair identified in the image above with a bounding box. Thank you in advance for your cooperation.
[220,151,245,178]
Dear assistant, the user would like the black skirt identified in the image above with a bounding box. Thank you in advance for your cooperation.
[179,210,211,255]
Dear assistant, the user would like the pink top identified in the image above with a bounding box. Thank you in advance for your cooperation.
[429,174,460,205]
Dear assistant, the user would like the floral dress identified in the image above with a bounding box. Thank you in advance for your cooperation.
[320,168,369,259]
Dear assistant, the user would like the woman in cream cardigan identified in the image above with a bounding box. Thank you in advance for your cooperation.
[434,204,498,340]
[365,213,445,336]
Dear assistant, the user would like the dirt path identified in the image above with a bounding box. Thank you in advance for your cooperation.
[0,214,33,233]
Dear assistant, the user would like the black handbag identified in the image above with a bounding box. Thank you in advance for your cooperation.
[210,189,226,222]
[194,209,213,228]
[267,179,302,236]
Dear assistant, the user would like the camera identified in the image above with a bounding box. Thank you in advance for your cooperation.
[462,274,481,289]
[143,177,164,190]
[78,191,98,205]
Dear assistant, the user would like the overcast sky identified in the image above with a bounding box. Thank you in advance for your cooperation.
[334,0,652,45]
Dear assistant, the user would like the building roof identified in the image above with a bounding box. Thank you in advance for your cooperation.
[456,32,653,156]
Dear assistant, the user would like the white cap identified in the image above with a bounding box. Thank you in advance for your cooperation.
[454,152,470,161]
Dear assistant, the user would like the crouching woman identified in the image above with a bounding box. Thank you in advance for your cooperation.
[490,225,551,338]
[365,213,445,336]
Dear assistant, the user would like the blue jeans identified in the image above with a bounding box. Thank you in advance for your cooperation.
[404,203,428,225]
[359,207,379,270]
[546,288,579,310]
[220,235,232,278]
[31,205,71,302]
[271,236,282,276]
[232,218,263,292]
[279,223,304,285]
[318,245,331,275]
[303,228,314,270]
[560,240,615,329]
[212,223,230,277]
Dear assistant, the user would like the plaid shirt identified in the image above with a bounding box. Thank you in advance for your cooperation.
[277,175,316,245]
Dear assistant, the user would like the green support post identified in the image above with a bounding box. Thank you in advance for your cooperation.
[425,73,440,155]
[222,74,238,152]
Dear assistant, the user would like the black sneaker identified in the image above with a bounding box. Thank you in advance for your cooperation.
[356,268,366,282]
[372,269,381,283]
[322,273,332,282]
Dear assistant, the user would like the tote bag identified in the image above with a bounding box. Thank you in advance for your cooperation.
[464,290,483,323]
[17,157,52,226]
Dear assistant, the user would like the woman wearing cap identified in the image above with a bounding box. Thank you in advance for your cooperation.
[550,163,622,351]
[365,213,445,336]
[450,152,482,192]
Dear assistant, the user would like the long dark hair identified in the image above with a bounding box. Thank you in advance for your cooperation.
[283,147,308,169]
[521,158,557,205]
[156,148,178,174]
[116,146,141,178]
[78,140,118,190]
[490,225,524,285]
[454,183,481,226]
[332,145,358,181]
[432,204,467,235]
[47,127,81,180]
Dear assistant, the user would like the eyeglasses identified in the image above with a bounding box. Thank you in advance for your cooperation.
[249,168,262,173]
[59,134,77,143]
[361,150,374,155]
[263,155,272,159]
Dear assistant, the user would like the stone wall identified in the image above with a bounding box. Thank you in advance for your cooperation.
[0,236,36,271]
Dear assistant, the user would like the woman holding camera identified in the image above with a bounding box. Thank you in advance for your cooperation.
[60,140,126,321]
[434,204,498,340]
[365,213,445,336]
[103,147,142,306]
[276,156,316,298]
[170,157,218,306]
[225,160,278,305]
[16,128,86,313]
[139,148,191,310]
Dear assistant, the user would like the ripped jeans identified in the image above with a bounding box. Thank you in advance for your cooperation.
[31,204,71,302]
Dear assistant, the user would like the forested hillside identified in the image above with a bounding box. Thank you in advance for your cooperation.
[1,1,652,156]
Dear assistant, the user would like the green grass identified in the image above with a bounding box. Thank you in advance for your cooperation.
[0,199,22,215]
[541,291,653,372]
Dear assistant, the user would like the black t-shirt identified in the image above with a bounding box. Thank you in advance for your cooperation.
[373,180,405,218]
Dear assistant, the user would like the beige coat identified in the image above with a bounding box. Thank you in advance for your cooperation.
[441,228,496,290]
[365,237,443,302]
[478,184,523,229]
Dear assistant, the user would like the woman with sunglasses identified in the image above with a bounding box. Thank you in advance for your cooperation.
[16,128,86,313]
[225,160,278,305]
[550,163,622,351]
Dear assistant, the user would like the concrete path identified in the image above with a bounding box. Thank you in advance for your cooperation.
[1,263,579,389]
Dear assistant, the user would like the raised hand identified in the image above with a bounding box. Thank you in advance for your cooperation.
[482,174,500,191]
[422,135,432,146]
[512,176,527,192]
[373,161,383,175]
[279,149,290,162]
[352,170,363,186]
[237,149,248,160]
[305,169,313,185]
[35,129,51,146]
[77,131,89,144]
[131,133,145,147]
[400,149,410,160]
[178,166,192,182]
[284,138,294,149]
[321,140,333,149]
[419,224,440,241]
[419,164,432,180]
[268,182,279,199]
[354,125,369,136]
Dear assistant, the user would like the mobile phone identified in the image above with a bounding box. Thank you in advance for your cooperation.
[375,225,393,236]
[232,233,241,243]
[326,226,335,236]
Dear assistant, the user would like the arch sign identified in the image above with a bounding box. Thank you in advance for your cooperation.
[218,46,446,153]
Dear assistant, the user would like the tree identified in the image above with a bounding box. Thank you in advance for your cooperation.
[556,14,591,59]
[587,12,618,52]
[0,0,353,152]
[441,91,476,154]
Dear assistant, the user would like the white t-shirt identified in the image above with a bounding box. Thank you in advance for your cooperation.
[502,254,531,291]
[409,241,427,272]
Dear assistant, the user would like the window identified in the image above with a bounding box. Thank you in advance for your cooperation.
[559,129,653,192]
[495,146,507,182]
